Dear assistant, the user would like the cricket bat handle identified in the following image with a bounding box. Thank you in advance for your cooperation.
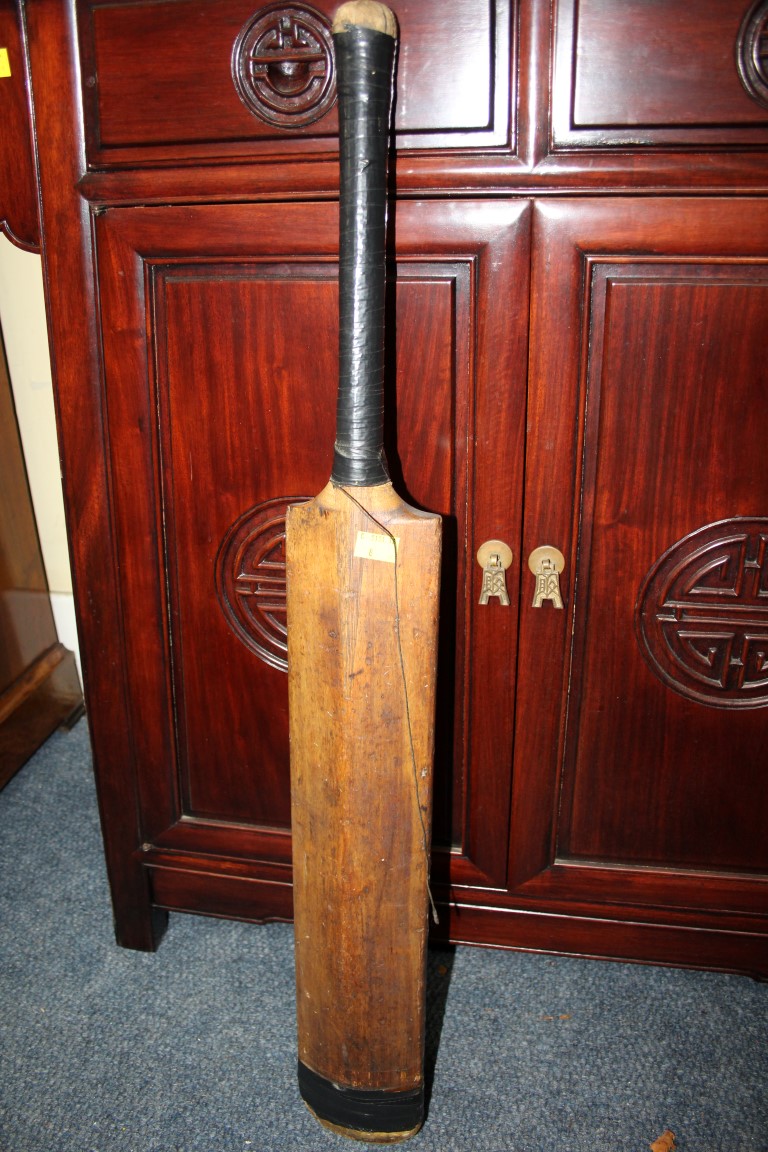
[331,2,398,488]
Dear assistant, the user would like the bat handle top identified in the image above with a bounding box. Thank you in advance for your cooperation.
[333,1,397,39]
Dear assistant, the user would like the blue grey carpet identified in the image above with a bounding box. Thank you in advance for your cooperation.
[1,720,766,1152]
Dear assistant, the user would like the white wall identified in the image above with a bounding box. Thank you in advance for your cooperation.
[0,233,81,680]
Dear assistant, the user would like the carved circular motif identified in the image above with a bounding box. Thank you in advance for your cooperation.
[737,0,768,110]
[215,496,310,672]
[232,4,336,127]
[635,518,768,709]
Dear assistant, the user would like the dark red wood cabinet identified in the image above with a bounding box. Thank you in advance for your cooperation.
[18,0,768,975]
[0,335,82,784]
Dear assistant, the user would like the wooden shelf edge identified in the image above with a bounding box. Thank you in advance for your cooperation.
[0,644,84,789]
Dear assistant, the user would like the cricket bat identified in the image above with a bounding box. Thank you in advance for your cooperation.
[285,2,442,1141]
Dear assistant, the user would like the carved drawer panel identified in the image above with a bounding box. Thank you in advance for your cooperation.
[77,0,512,168]
[553,0,768,150]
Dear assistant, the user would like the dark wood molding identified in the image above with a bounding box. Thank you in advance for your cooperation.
[0,327,81,787]
[0,1,39,249]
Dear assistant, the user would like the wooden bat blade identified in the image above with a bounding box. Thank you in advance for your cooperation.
[286,480,441,1142]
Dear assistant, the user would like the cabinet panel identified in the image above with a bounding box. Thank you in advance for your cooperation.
[553,0,768,149]
[79,0,512,167]
[512,199,768,931]
[563,266,768,873]
[0,0,39,249]
[93,199,530,921]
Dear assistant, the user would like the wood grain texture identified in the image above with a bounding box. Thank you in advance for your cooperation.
[552,0,768,151]
[69,0,768,197]
[510,198,768,941]
[0,644,83,788]
[287,481,440,1100]
[563,268,768,870]
[0,0,39,249]
[0,313,81,785]
[77,0,509,166]
[572,0,768,127]
[24,0,167,951]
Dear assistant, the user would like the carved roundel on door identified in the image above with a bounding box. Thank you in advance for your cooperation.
[215,496,310,672]
[232,4,336,127]
[635,518,768,708]
[737,0,768,110]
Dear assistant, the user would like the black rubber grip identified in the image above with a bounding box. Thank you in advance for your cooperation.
[298,1060,424,1135]
[331,24,395,487]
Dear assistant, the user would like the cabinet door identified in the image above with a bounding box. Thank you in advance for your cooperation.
[93,199,529,938]
[509,199,768,973]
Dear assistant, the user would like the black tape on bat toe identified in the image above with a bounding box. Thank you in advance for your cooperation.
[298,1060,424,1135]
[331,24,396,488]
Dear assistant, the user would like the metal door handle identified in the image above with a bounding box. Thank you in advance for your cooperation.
[529,546,565,609]
[477,540,513,606]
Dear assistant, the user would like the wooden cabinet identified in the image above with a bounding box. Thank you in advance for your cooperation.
[508,199,768,969]
[0,0,82,782]
[0,334,83,784]
[91,197,528,927]
[20,0,768,974]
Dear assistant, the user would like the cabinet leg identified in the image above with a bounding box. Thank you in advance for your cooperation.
[100,845,168,951]
[112,900,168,952]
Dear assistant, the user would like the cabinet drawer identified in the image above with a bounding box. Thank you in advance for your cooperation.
[553,0,768,149]
[78,0,512,169]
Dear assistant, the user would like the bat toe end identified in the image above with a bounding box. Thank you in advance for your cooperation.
[298,1060,424,1143]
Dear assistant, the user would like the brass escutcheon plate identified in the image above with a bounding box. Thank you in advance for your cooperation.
[528,545,565,574]
[477,539,513,570]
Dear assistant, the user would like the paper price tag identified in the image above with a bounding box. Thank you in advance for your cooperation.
[0,49,11,79]
[354,531,398,563]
